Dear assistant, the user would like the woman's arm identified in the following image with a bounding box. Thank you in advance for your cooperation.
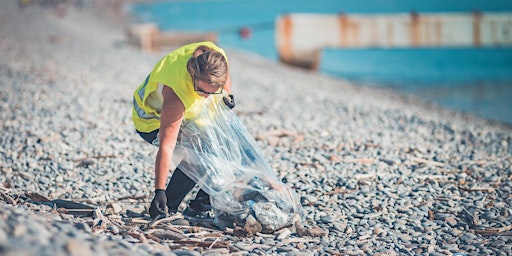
[154,86,185,190]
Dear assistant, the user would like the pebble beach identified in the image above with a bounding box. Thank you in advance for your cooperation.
[1,1,512,255]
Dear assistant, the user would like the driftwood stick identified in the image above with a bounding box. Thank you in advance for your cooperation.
[0,185,11,193]
[173,239,230,249]
[143,215,183,231]
[185,231,223,238]
[208,237,221,249]
[126,218,150,225]
[139,232,149,245]
[341,158,376,164]
[115,194,147,201]
[410,157,444,167]
[145,233,161,243]
[475,224,512,235]
[126,231,142,240]
[0,192,16,205]
[173,224,223,234]
[255,129,297,140]
[57,208,95,213]
[324,188,355,195]
[73,154,117,162]
[157,223,185,235]
[458,186,495,193]
[147,229,186,240]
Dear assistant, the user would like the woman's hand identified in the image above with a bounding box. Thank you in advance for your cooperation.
[149,189,167,218]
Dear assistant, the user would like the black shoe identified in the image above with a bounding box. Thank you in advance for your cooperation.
[182,207,212,222]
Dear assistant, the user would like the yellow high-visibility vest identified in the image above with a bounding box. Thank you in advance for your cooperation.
[132,41,228,133]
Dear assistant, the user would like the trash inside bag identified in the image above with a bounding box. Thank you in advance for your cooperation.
[172,95,303,231]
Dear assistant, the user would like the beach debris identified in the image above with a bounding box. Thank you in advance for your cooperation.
[276,228,292,240]
[25,192,51,202]
[148,229,186,240]
[105,202,123,214]
[24,192,96,217]
[253,202,290,231]
[295,220,328,237]
[76,158,96,167]
[460,208,480,227]
[244,215,262,235]
[51,199,96,217]
[0,191,17,205]
[254,129,298,140]
[475,224,512,236]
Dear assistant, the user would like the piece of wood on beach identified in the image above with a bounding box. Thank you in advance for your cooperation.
[458,186,496,193]
[141,214,185,231]
[0,192,17,205]
[25,191,51,202]
[172,238,230,249]
[294,221,328,237]
[461,208,480,227]
[410,157,445,167]
[475,224,512,236]
[324,187,356,195]
[147,229,187,240]
[50,199,96,216]
[254,129,298,140]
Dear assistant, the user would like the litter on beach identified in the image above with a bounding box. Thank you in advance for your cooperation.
[166,94,304,232]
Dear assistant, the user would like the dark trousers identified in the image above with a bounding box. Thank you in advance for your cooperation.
[137,129,210,212]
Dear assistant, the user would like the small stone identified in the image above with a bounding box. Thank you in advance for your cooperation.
[106,203,123,214]
[1,167,12,173]
[66,239,93,256]
[427,245,435,253]
[59,163,74,170]
[373,227,386,236]
[244,215,262,235]
[13,224,27,237]
[277,228,292,240]
[444,216,457,227]
[172,250,201,256]
[78,158,96,167]
[171,218,189,226]
[301,195,317,206]
[107,225,120,235]
[74,222,92,233]
[320,215,334,224]
[126,209,145,218]
[276,246,294,252]
[253,202,289,231]
[202,248,230,255]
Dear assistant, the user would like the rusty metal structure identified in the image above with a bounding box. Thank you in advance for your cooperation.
[275,12,512,69]
[127,23,218,52]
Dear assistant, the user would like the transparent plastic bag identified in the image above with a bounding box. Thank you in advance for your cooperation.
[171,95,303,231]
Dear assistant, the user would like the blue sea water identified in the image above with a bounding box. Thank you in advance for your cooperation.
[129,0,512,125]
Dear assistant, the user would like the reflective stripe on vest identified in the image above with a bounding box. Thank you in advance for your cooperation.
[133,75,159,120]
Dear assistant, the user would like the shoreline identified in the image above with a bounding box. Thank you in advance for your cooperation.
[127,1,512,127]
[1,1,511,255]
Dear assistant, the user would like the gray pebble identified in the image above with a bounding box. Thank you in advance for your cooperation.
[171,250,201,256]
[74,222,92,233]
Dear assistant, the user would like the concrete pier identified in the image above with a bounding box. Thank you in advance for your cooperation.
[276,12,512,69]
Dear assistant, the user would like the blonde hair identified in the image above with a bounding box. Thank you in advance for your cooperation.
[187,45,228,88]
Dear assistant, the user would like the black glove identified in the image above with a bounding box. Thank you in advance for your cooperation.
[223,94,235,109]
[149,189,167,218]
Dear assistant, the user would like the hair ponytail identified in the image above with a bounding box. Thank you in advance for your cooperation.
[187,45,228,88]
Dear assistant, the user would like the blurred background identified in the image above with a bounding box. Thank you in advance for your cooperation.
[128,0,512,125]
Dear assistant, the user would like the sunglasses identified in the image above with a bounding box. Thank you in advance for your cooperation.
[193,75,224,95]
